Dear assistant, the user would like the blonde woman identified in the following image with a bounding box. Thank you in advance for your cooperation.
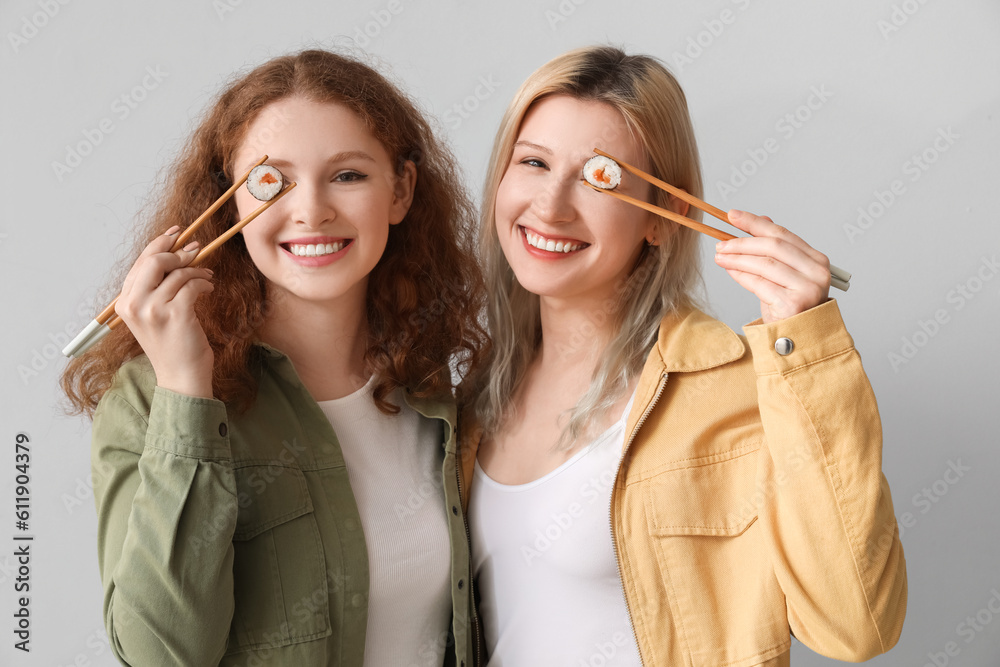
[461,46,906,666]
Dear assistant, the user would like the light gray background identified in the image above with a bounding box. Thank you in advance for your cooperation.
[2,1,998,665]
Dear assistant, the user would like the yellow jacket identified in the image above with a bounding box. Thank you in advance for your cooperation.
[460,299,906,665]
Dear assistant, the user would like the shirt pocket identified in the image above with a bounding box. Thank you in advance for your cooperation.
[225,464,332,655]
[643,446,790,667]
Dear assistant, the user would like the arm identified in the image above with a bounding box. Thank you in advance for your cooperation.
[716,211,905,656]
[92,378,238,666]
[744,300,907,660]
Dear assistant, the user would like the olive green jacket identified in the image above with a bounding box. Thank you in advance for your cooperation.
[91,343,478,666]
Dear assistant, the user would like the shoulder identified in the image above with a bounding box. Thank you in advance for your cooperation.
[90,355,158,461]
[648,306,749,375]
[95,354,158,420]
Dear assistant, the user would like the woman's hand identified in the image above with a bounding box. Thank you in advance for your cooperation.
[714,210,831,324]
[115,225,216,398]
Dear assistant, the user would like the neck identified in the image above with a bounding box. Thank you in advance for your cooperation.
[535,295,617,372]
[260,286,370,401]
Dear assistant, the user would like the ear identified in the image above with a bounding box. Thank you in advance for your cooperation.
[389,159,418,225]
[670,195,690,218]
[646,194,690,245]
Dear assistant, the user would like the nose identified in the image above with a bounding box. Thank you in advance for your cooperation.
[288,179,335,229]
[531,173,578,225]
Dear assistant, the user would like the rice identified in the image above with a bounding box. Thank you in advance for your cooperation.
[247,164,284,201]
[583,155,621,190]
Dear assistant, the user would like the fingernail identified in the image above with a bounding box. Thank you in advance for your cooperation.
[183,241,199,251]
[205,269,214,276]
[165,225,181,236]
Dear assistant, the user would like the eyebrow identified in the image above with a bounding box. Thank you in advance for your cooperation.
[256,151,377,170]
[513,140,552,155]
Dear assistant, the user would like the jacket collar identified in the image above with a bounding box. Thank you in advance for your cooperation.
[253,341,457,446]
[653,306,746,373]
[458,306,745,511]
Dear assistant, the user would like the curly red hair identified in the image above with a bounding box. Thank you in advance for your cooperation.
[62,49,487,417]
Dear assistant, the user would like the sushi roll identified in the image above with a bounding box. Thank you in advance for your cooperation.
[247,164,284,201]
[583,155,622,190]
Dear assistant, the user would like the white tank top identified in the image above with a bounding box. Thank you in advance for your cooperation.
[469,397,642,666]
[317,377,451,667]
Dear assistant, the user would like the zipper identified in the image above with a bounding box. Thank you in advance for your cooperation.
[454,438,483,667]
[610,371,668,667]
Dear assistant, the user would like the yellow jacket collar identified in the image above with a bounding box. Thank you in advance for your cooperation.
[653,306,747,373]
[459,306,746,511]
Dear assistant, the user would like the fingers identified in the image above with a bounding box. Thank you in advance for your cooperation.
[726,209,830,268]
[716,210,831,320]
[147,266,215,314]
[116,227,214,327]
[119,227,202,298]
[716,236,830,288]
[717,265,785,308]
[117,266,213,319]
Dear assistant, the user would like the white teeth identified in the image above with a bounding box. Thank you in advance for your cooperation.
[288,241,346,257]
[523,228,584,253]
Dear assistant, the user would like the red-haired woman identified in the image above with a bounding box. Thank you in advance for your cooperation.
[62,50,485,667]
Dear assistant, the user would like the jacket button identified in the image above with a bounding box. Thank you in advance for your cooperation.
[452,505,459,516]
[219,423,228,436]
[344,518,357,531]
[774,337,794,356]
[351,593,365,607]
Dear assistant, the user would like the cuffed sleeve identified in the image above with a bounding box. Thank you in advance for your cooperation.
[742,299,908,661]
[92,380,239,666]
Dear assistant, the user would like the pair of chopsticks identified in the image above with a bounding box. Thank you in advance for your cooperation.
[62,155,296,358]
[583,148,851,292]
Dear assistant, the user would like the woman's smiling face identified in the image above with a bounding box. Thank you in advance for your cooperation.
[495,94,656,306]
[232,95,414,310]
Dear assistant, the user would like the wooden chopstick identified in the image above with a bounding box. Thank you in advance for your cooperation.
[593,148,732,225]
[583,181,735,242]
[63,158,295,357]
[103,180,296,331]
[88,155,270,329]
[590,147,852,289]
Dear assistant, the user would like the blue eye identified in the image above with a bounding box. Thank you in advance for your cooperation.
[521,158,547,169]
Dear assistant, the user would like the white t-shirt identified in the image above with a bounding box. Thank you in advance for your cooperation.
[317,377,451,667]
[469,397,642,666]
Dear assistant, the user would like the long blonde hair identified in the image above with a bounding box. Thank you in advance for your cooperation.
[474,45,705,447]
